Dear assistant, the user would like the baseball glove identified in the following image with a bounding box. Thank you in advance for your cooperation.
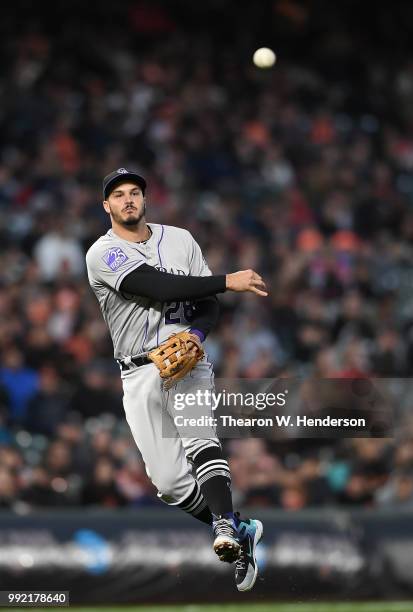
[148,331,204,390]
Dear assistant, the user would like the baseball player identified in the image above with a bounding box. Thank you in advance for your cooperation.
[86,168,267,591]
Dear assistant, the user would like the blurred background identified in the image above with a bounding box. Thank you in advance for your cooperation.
[1,0,413,605]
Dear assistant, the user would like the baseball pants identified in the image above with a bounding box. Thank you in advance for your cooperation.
[120,357,223,506]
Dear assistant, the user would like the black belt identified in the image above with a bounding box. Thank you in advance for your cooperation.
[117,356,151,371]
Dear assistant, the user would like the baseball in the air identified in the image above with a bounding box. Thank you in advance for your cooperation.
[253,47,276,69]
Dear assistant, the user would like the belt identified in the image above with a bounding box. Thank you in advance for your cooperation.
[117,355,151,371]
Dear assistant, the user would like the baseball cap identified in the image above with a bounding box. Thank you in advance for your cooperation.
[103,168,147,200]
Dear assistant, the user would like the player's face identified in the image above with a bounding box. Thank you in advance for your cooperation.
[104,183,145,227]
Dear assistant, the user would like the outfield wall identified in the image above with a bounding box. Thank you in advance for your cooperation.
[0,507,411,604]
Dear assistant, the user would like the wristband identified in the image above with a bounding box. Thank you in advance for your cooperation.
[190,328,206,343]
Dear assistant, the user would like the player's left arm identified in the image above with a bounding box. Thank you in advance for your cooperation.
[189,296,220,342]
[187,234,219,342]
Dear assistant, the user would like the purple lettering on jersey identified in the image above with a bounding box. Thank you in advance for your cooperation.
[102,247,129,271]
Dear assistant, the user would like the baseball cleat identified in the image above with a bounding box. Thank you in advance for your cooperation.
[212,516,241,563]
[234,516,263,592]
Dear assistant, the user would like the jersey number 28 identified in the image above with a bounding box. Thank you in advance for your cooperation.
[165,301,195,325]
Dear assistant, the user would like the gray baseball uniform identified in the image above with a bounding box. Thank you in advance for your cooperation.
[85,223,211,359]
[85,223,220,507]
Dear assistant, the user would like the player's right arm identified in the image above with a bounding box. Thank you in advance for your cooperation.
[85,240,267,300]
[119,264,268,300]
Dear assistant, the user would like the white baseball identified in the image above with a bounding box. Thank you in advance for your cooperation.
[253,47,276,69]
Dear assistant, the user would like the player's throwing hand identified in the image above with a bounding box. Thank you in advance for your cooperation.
[226,269,268,296]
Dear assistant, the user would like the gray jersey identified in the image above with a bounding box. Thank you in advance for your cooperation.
[85,223,212,359]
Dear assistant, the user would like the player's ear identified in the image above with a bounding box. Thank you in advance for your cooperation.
[103,200,110,214]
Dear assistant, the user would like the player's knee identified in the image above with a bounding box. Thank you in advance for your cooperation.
[153,470,192,501]
[152,474,179,499]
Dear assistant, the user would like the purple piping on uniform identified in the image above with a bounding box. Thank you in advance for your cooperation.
[156,225,165,345]
[141,312,150,353]
[157,224,165,268]
[156,305,163,347]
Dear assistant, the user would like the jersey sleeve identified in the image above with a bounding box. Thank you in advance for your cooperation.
[86,242,146,292]
[188,235,212,277]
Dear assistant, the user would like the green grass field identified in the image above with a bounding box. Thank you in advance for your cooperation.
[12,603,413,612]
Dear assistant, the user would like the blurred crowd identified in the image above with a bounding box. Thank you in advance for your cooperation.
[1,0,413,511]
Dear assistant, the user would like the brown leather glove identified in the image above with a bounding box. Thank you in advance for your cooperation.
[148,331,204,390]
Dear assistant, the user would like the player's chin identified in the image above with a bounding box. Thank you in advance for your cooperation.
[122,214,141,226]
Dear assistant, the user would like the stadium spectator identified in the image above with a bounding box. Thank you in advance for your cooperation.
[0,347,39,422]
[81,457,128,508]
[25,365,71,435]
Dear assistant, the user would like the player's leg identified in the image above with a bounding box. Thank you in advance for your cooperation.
[161,478,213,526]
[165,376,240,560]
[189,446,263,590]
[167,358,263,589]
[165,361,234,516]
[190,441,233,514]
[165,361,242,563]
[181,431,264,588]
[121,362,212,525]
[192,442,241,563]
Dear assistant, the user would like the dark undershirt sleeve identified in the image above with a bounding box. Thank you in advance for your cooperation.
[119,263,226,301]
[190,296,220,338]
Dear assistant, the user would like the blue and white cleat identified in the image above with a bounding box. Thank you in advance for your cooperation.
[234,514,264,592]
